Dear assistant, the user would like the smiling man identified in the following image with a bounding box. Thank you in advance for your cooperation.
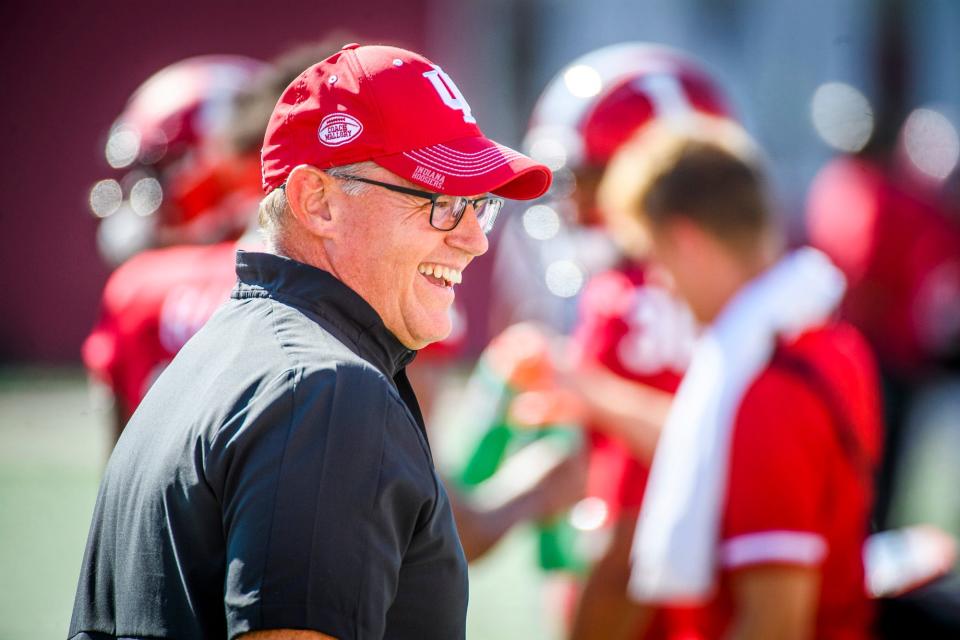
[69,44,550,640]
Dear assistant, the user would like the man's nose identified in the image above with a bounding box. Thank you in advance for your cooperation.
[446,203,489,257]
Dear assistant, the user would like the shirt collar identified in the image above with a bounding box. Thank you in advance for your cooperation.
[233,251,417,377]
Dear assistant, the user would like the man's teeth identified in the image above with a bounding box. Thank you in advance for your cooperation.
[418,263,462,284]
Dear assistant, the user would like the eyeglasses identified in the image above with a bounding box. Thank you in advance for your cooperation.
[333,174,504,234]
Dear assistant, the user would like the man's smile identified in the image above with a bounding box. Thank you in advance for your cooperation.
[418,262,463,288]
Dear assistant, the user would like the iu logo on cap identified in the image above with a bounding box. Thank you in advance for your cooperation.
[318,113,364,147]
[423,65,476,124]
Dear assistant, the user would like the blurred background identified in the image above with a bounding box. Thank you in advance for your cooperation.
[1,0,958,638]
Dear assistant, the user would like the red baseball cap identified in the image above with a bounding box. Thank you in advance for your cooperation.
[261,43,552,199]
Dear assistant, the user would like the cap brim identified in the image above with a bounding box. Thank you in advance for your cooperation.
[373,135,552,200]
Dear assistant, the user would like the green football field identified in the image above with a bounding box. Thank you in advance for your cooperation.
[0,367,558,640]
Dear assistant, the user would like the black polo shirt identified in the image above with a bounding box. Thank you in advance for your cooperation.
[69,251,468,640]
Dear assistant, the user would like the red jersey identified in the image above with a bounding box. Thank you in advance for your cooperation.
[694,322,882,640]
[807,157,960,373]
[82,242,239,413]
[573,263,696,519]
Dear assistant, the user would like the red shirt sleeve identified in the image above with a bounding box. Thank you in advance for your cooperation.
[82,257,169,412]
[719,368,834,569]
[83,265,136,396]
[82,288,156,412]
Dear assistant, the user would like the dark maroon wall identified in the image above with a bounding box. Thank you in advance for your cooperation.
[0,0,427,362]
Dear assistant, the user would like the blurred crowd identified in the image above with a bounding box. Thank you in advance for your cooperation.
[80,27,959,640]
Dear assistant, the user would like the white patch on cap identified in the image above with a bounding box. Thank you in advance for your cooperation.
[317,113,363,147]
[412,165,445,190]
[393,59,403,67]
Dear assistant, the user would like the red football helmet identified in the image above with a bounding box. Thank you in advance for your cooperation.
[524,43,732,173]
[93,55,268,264]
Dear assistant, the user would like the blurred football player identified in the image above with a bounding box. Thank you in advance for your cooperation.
[806,109,960,639]
[83,55,271,441]
[605,116,882,640]
[806,122,960,529]
[487,43,732,640]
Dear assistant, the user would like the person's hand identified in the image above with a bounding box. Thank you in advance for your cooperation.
[483,322,557,391]
[508,389,587,428]
[865,524,958,598]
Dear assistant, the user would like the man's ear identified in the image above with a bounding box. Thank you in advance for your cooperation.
[667,217,707,256]
[285,165,338,238]
[649,216,705,271]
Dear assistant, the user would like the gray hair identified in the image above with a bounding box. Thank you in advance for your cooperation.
[257,161,378,247]
[325,161,377,196]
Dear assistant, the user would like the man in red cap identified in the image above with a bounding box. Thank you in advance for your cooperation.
[69,44,551,640]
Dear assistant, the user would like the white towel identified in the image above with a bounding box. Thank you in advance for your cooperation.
[629,247,846,603]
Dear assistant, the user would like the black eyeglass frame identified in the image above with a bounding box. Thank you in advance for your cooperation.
[332,174,504,233]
